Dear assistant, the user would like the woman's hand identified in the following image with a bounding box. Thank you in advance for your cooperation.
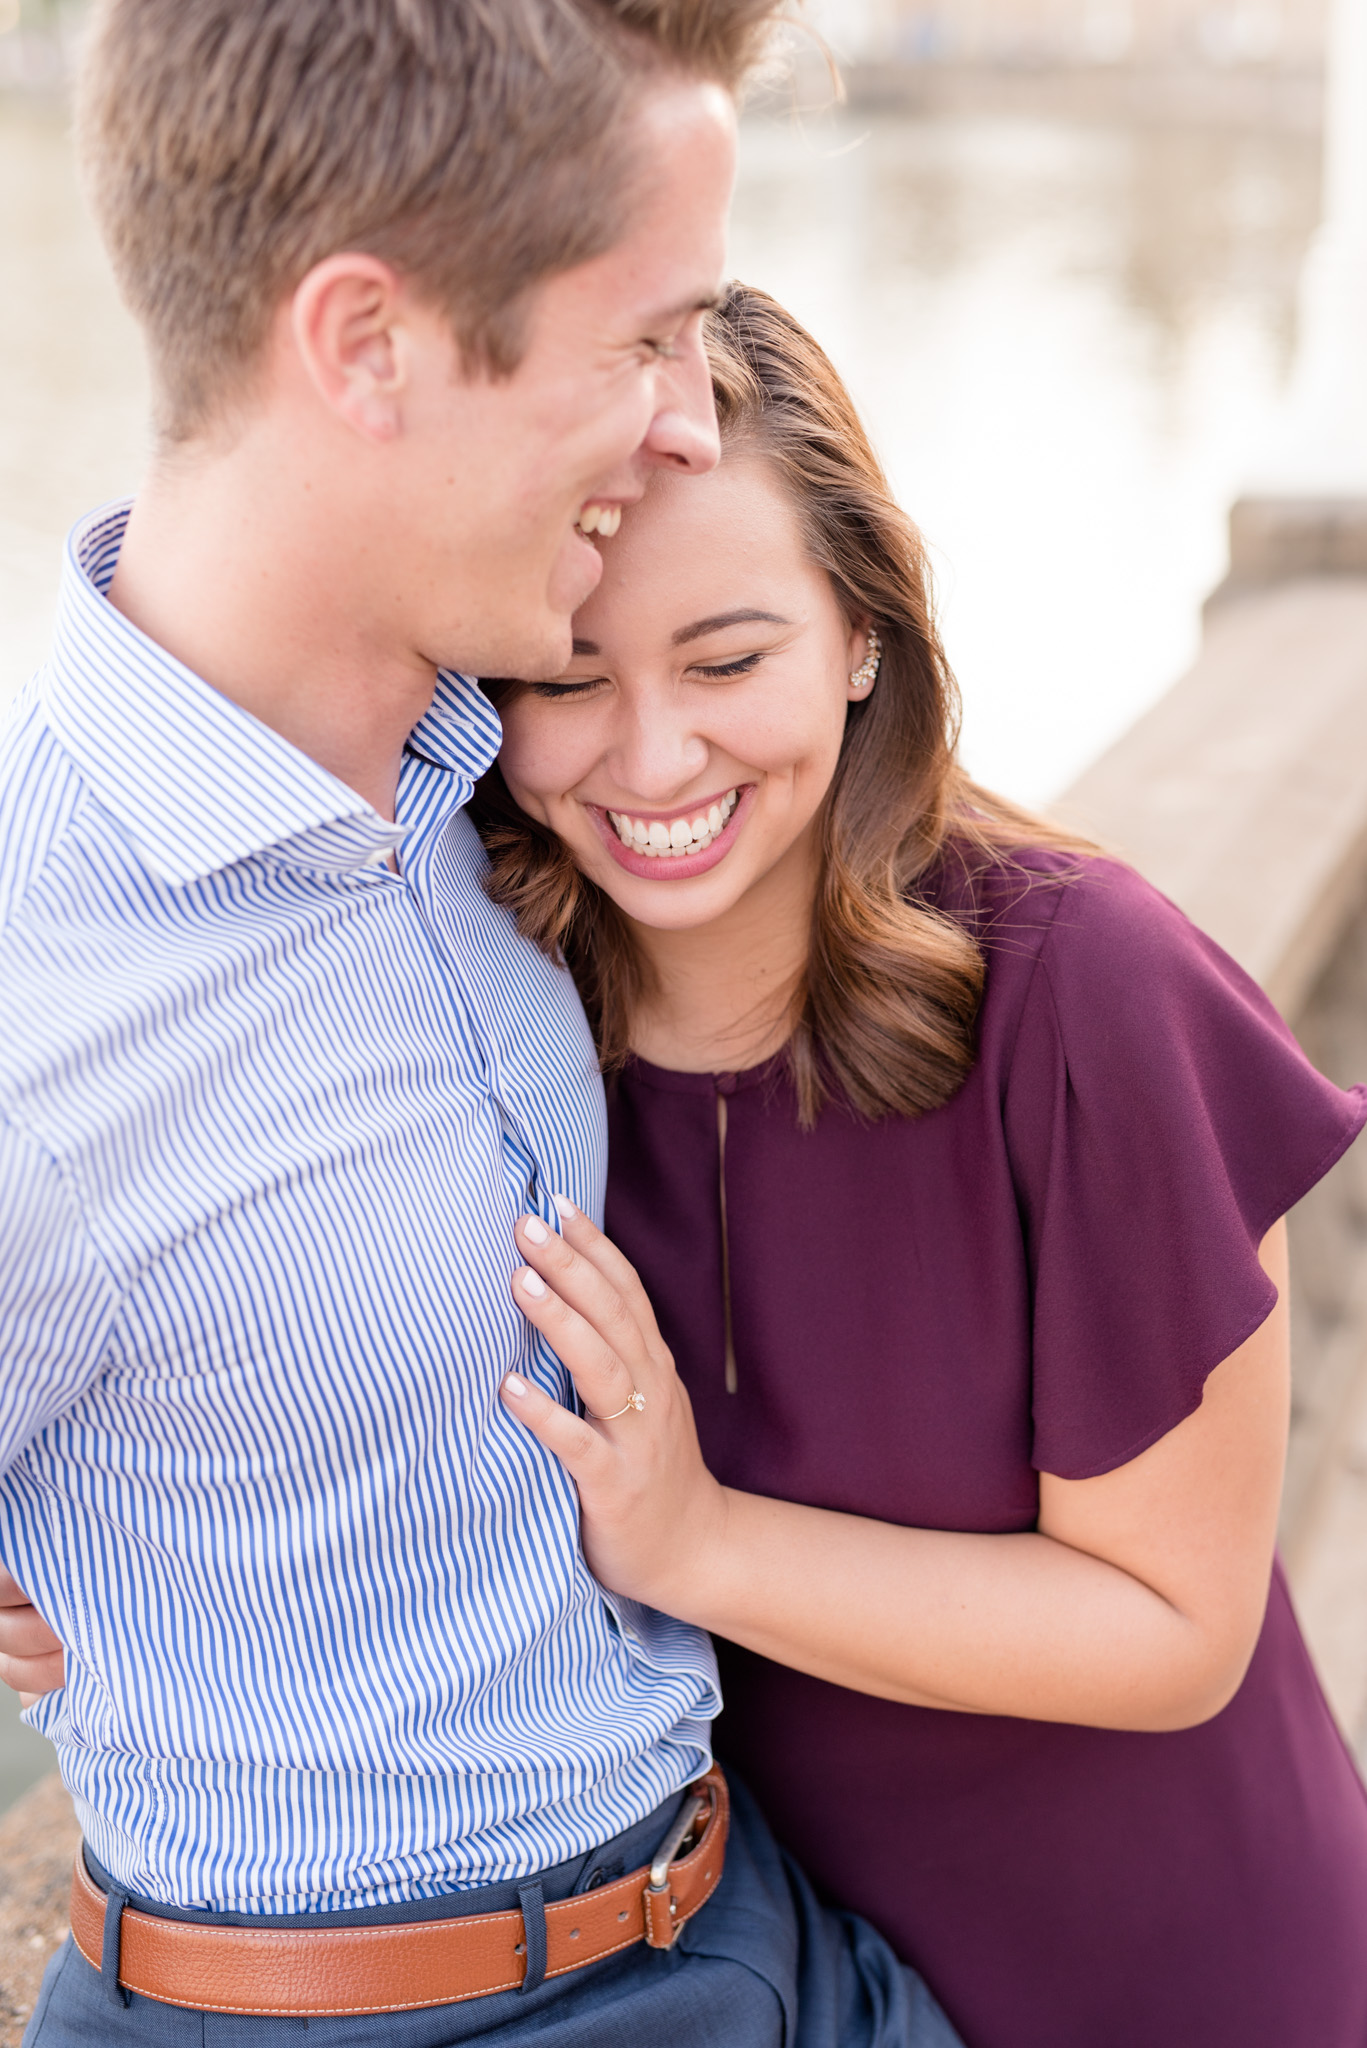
[501,1199,730,1616]
[505,1203,1290,1733]
[0,1564,65,1707]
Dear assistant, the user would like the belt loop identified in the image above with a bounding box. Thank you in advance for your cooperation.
[516,1879,547,1995]
[101,1882,131,2010]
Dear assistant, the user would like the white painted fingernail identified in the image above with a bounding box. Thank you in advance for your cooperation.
[503,1372,528,1398]
[521,1215,550,1245]
[552,1193,577,1219]
[518,1267,547,1298]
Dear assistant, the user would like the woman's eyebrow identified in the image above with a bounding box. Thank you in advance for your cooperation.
[568,610,791,661]
[671,608,791,646]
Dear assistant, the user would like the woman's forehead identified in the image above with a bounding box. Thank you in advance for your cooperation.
[570,456,815,645]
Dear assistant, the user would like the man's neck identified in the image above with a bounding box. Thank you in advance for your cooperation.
[107,443,438,823]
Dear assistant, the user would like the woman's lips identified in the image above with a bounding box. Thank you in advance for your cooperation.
[588,785,756,881]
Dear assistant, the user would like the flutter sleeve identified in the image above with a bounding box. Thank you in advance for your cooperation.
[1000,859,1367,1480]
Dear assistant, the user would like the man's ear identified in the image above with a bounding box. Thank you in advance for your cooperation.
[289,254,411,442]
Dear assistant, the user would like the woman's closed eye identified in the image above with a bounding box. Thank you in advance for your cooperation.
[526,676,608,700]
[525,651,766,698]
[689,651,766,680]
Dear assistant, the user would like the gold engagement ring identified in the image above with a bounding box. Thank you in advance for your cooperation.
[594,1390,646,1421]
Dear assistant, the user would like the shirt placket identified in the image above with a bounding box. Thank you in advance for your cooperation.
[394,790,559,1239]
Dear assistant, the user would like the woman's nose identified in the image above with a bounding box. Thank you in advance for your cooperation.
[608,707,710,802]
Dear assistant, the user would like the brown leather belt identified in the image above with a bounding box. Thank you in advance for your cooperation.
[71,1767,728,2017]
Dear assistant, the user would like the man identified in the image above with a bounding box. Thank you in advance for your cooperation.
[0,1,964,2042]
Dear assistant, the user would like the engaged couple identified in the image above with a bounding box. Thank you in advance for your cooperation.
[3,2,1367,2043]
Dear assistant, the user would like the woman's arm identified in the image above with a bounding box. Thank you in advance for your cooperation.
[503,1206,1289,1733]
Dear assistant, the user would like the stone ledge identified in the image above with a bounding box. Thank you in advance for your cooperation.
[1057,576,1367,1019]
[1057,557,1367,1748]
[1207,497,1367,612]
[0,1771,80,2044]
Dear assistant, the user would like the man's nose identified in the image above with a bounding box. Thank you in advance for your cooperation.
[641,330,721,477]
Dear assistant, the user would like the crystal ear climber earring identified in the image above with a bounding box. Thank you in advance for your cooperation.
[850,626,882,691]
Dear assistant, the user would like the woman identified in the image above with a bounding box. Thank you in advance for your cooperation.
[474,284,1367,2048]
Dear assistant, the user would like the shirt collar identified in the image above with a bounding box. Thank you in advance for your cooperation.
[41,501,503,887]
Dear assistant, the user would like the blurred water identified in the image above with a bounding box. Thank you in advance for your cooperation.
[729,108,1320,798]
[0,100,1320,801]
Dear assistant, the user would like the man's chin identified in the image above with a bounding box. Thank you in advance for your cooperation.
[436,607,573,686]
[549,525,606,619]
[434,537,597,681]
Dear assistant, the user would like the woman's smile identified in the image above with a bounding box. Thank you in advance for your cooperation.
[590,783,753,879]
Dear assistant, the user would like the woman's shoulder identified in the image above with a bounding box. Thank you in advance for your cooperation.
[923,840,1305,1100]
[925,842,1197,994]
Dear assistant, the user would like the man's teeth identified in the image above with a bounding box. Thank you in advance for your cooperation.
[607,790,739,858]
[576,505,622,538]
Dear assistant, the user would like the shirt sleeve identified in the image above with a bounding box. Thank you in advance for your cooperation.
[0,1119,120,1473]
[1001,861,1367,1481]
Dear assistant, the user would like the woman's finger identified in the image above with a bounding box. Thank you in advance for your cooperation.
[0,1648,65,1703]
[513,1216,656,1378]
[511,1264,640,1420]
[550,1197,663,1336]
[0,1605,62,1660]
[500,1369,610,1478]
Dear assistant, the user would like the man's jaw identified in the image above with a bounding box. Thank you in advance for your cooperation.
[483,496,632,674]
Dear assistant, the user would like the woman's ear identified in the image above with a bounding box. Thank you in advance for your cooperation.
[846,616,881,701]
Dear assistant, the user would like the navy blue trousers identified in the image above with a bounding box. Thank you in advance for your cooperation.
[25,1774,963,2048]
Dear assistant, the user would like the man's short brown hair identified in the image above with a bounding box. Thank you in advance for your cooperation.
[79,0,781,440]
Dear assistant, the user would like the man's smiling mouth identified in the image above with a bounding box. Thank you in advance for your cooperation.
[574,503,623,537]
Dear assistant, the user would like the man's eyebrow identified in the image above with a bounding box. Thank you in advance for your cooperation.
[645,290,725,330]
[671,609,791,646]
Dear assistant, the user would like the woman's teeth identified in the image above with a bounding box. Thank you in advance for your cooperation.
[575,505,621,538]
[607,789,739,859]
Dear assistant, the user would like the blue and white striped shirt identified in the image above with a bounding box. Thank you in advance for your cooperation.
[0,503,717,1914]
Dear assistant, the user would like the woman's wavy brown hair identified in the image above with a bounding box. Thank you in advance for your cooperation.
[470,282,1087,1126]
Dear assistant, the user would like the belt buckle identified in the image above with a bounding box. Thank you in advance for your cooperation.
[643,1788,708,1950]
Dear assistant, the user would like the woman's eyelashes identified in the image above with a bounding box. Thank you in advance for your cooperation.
[526,651,767,699]
[527,677,607,700]
[690,652,765,680]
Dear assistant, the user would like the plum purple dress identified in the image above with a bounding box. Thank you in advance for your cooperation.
[603,850,1367,2048]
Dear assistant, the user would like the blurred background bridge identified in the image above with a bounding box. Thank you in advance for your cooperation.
[3,0,1367,2031]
